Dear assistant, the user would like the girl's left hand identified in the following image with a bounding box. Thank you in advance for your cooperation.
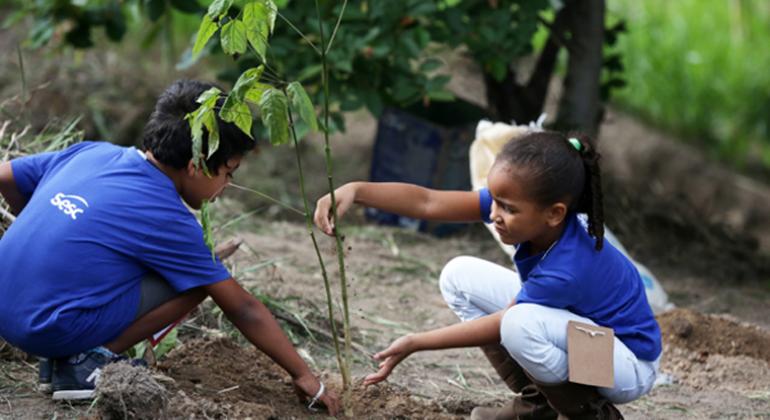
[363,335,415,386]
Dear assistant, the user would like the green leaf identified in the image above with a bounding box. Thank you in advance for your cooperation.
[259,88,290,146]
[2,10,26,29]
[207,0,233,18]
[189,111,205,169]
[28,17,54,49]
[232,102,253,137]
[221,19,248,56]
[193,15,218,58]
[200,200,215,259]
[202,110,221,157]
[264,0,278,34]
[243,2,269,62]
[427,90,455,102]
[154,327,179,359]
[419,58,443,73]
[232,66,265,101]
[286,82,318,132]
[220,95,253,138]
[244,83,271,104]
[196,87,222,107]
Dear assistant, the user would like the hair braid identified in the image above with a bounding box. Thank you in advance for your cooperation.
[571,134,605,250]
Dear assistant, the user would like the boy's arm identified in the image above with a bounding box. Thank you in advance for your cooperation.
[363,309,505,385]
[314,182,482,235]
[0,162,27,215]
[204,278,339,414]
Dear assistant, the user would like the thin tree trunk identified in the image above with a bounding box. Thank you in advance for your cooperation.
[555,0,606,136]
[483,5,571,124]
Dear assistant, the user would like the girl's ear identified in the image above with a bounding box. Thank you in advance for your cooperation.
[545,202,568,227]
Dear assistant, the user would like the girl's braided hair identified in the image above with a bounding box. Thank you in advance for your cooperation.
[496,131,605,250]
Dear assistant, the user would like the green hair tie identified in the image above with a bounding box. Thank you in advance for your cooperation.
[568,137,582,152]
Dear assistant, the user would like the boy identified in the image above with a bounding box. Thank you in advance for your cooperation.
[0,80,338,415]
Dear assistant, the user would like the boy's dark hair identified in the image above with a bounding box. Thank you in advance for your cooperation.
[497,131,605,250]
[142,79,256,174]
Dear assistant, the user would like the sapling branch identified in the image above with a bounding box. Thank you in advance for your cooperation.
[277,11,321,55]
[228,183,305,216]
[286,104,346,383]
[325,0,349,55]
[315,0,353,390]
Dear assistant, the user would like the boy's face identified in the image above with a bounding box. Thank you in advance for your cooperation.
[181,155,243,210]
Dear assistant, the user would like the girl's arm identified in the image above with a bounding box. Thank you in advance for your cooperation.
[314,181,482,236]
[0,162,27,215]
[363,310,505,386]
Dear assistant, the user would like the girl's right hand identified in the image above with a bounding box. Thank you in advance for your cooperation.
[313,183,357,236]
[362,335,415,386]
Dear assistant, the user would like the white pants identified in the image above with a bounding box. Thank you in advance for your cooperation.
[439,256,659,404]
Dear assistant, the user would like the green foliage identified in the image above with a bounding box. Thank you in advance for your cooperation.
[611,0,770,167]
[128,327,179,360]
[221,19,248,55]
[432,0,548,82]
[243,1,275,62]
[287,81,318,132]
[207,0,234,19]
[187,87,222,168]
[259,88,290,146]
[193,15,219,58]
[200,199,215,259]
[11,0,203,49]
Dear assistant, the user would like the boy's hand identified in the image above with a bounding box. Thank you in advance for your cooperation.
[313,183,357,236]
[293,373,340,416]
[363,335,415,386]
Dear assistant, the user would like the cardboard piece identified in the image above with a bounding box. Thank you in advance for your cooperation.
[567,320,614,388]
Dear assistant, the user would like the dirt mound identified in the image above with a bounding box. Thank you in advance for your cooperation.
[604,179,770,284]
[159,336,460,419]
[658,308,770,363]
[661,346,770,392]
[96,362,168,420]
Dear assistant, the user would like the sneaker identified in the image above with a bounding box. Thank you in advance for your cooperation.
[51,348,114,400]
[38,357,53,394]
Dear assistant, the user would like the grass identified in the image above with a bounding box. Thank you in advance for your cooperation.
[609,0,770,172]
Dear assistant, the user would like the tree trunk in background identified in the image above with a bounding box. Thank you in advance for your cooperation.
[555,0,605,136]
[482,3,571,126]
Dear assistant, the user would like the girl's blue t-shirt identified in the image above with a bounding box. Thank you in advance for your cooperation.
[0,141,230,358]
[479,188,662,361]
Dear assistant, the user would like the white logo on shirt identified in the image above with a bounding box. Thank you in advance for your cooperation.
[50,193,89,220]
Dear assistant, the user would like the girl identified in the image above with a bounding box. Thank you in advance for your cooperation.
[314,131,661,419]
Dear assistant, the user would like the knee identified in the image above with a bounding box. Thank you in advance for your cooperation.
[500,304,541,360]
[438,256,476,297]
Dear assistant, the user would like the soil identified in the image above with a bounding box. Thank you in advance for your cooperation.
[658,308,770,364]
[156,336,459,419]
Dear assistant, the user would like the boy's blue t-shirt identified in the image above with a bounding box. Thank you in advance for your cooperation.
[478,188,662,361]
[0,141,230,358]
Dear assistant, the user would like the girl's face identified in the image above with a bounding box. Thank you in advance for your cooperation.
[181,155,242,210]
[487,163,565,247]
